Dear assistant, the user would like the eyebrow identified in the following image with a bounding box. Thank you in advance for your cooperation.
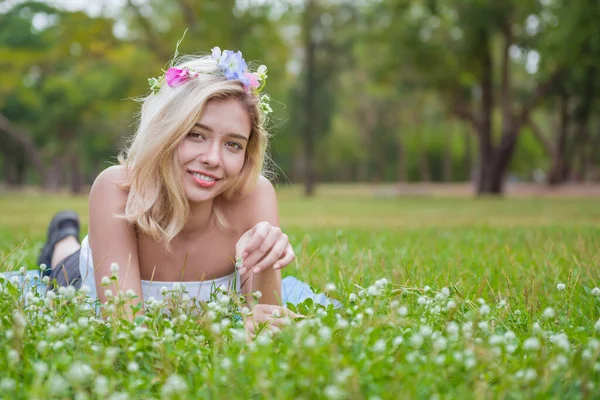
[194,123,249,142]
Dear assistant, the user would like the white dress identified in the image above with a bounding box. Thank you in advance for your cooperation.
[78,235,240,304]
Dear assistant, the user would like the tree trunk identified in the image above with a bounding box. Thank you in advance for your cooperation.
[548,94,570,185]
[396,134,406,182]
[302,0,317,196]
[475,32,495,194]
[0,112,48,188]
[70,153,84,194]
[443,123,453,182]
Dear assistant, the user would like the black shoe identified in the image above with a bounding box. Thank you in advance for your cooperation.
[37,210,80,271]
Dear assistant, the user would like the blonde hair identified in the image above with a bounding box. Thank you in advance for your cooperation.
[119,55,269,244]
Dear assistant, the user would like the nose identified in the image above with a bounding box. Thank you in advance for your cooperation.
[199,141,221,167]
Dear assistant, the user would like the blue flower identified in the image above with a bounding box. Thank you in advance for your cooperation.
[218,50,249,84]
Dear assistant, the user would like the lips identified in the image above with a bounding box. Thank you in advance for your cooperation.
[188,170,221,188]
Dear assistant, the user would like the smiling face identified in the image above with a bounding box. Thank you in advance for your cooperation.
[178,98,251,204]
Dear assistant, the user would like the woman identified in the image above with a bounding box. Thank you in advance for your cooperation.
[33,47,337,333]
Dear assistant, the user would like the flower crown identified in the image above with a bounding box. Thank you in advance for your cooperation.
[147,46,272,114]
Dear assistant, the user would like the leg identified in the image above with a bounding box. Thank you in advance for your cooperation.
[38,211,83,288]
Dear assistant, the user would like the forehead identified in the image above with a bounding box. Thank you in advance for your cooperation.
[197,98,251,137]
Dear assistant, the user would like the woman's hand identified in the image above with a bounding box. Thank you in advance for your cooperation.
[244,304,302,337]
[235,221,295,275]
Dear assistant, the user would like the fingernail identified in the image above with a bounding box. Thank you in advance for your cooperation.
[273,263,280,270]
[239,268,246,275]
[253,267,260,273]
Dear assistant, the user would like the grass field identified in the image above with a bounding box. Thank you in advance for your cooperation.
[1,187,600,398]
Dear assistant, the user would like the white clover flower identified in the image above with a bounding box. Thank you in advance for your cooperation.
[367,285,380,296]
[393,336,404,347]
[543,307,555,319]
[77,317,89,329]
[532,322,542,334]
[230,328,246,343]
[125,289,136,298]
[523,337,541,351]
[172,282,182,293]
[446,300,457,310]
[441,287,450,297]
[7,349,19,364]
[318,327,332,341]
[304,335,317,348]
[33,361,48,377]
[220,319,231,329]
[324,384,345,400]
[336,318,349,329]
[210,323,221,334]
[253,290,262,299]
[0,378,16,391]
[398,306,408,317]
[514,309,521,315]
[557,283,566,291]
[522,368,537,382]
[464,358,476,369]
[39,263,47,271]
[489,335,503,346]
[65,286,76,299]
[160,286,168,295]
[417,296,427,306]
[42,276,50,284]
[419,325,433,337]
[375,278,388,288]
[101,276,110,285]
[479,304,491,316]
[240,307,250,316]
[410,334,424,349]
[477,321,489,332]
[349,293,357,303]
[365,308,374,316]
[550,333,570,352]
[592,287,600,296]
[37,340,48,352]
[79,284,91,295]
[67,362,94,385]
[127,361,139,373]
[94,376,109,396]
[433,337,447,351]
[19,267,26,275]
[423,285,431,293]
[497,300,507,308]
[217,294,230,306]
[372,339,386,353]
[256,333,271,346]
[446,321,459,336]
[161,374,189,398]
[104,289,113,298]
[325,283,337,292]
[110,263,119,274]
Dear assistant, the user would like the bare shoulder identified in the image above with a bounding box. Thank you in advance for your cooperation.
[89,165,129,211]
[228,175,279,230]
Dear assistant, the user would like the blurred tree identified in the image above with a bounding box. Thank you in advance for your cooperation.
[381,0,562,194]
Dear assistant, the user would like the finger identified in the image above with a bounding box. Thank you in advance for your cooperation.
[240,222,271,259]
[251,235,288,273]
[235,229,253,259]
[273,243,295,270]
[243,227,281,272]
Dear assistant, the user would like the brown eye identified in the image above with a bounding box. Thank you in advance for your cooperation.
[188,132,205,140]
[226,141,243,150]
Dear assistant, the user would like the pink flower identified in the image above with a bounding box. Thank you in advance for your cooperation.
[165,67,198,87]
[244,72,260,90]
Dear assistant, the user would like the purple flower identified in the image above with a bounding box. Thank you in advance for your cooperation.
[165,67,197,87]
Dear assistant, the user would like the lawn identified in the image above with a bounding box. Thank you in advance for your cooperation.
[1,187,599,398]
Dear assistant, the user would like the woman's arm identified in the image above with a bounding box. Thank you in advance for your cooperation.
[236,176,286,305]
[88,166,143,319]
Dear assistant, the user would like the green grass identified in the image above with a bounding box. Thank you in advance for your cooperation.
[1,188,600,398]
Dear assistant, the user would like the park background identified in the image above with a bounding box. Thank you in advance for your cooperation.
[1,0,600,196]
[1,1,600,398]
